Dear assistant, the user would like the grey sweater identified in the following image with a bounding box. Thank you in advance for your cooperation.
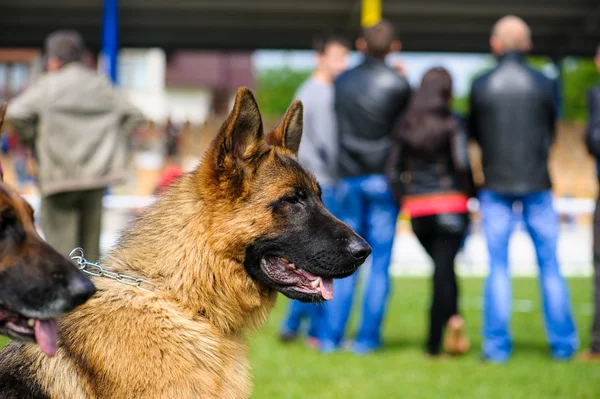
[295,78,338,187]
[7,63,145,196]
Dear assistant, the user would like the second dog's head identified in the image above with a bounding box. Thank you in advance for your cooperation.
[198,88,371,303]
[0,103,95,356]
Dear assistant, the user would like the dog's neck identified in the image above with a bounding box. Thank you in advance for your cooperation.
[106,174,276,334]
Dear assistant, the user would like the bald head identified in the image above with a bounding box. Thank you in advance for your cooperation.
[356,19,401,59]
[490,15,532,55]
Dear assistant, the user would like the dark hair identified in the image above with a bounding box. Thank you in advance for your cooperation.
[44,30,84,65]
[395,67,457,158]
[362,20,396,57]
[312,30,350,54]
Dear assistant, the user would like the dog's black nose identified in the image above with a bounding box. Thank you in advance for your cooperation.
[348,237,371,262]
[68,273,96,307]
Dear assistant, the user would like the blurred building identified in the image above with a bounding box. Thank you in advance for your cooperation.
[0,49,39,103]
[0,48,256,124]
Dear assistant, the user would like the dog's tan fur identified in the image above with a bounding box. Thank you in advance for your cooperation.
[0,88,329,398]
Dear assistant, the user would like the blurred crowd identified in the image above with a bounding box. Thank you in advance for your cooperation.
[1,14,600,364]
[278,15,600,363]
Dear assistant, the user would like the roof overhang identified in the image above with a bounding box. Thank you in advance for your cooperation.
[1,0,599,57]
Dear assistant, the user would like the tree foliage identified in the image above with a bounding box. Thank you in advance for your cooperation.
[562,58,599,122]
[255,57,599,122]
[255,68,311,118]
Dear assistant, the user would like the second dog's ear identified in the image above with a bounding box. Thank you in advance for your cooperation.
[214,87,266,169]
[266,100,303,157]
[0,103,6,182]
[0,103,6,132]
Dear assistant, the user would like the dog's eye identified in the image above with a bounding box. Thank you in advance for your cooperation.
[280,189,307,206]
[296,189,308,200]
[0,208,16,228]
[284,195,300,205]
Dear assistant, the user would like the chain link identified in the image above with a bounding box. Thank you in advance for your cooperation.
[69,247,158,293]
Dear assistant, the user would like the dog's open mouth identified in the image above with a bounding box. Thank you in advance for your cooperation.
[260,256,334,300]
[0,301,58,357]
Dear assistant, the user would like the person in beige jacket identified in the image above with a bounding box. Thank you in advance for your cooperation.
[7,30,145,262]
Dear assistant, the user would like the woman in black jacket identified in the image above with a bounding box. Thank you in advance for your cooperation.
[386,67,475,357]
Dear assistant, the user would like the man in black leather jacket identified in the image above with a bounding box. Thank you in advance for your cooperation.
[319,20,411,355]
[468,15,578,363]
[584,45,600,362]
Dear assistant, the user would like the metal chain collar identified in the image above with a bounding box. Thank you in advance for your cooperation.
[69,247,158,293]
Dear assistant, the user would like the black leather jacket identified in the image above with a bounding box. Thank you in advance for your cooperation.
[386,115,475,202]
[335,57,411,178]
[468,52,557,195]
[586,86,600,170]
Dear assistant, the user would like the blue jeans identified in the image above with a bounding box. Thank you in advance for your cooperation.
[479,190,579,361]
[280,186,338,339]
[320,174,399,353]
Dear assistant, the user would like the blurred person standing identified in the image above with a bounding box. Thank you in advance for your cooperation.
[386,67,475,357]
[155,117,184,195]
[583,44,600,362]
[279,31,350,347]
[320,20,411,354]
[468,15,578,362]
[3,127,36,190]
[6,30,145,261]
[164,117,181,158]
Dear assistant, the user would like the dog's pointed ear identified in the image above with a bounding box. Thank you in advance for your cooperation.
[266,100,303,157]
[214,87,265,169]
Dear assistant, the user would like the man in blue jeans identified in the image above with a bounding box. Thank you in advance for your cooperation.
[279,31,350,346]
[468,15,578,362]
[319,20,411,354]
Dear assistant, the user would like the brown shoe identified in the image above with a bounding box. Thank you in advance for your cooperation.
[577,350,600,363]
[444,315,470,356]
[305,337,320,351]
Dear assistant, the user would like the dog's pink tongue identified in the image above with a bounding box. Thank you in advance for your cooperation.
[34,319,58,357]
[320,278,334,300]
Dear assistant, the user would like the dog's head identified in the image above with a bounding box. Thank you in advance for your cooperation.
[0,103,95,356]
[198,88,371,303]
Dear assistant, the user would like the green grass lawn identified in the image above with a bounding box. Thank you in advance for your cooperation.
[249,278,600,399]
[2,278,599,398]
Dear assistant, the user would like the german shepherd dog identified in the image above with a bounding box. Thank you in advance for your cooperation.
[0,88,370,398]
[0,104,96,358]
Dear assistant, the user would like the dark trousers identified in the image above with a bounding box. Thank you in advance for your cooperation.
[592,198,600,353]
[412,213,469,354]
[41,188,104,262]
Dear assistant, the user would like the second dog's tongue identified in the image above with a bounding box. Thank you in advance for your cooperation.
[34,319,58,357]
[320,278,334,300]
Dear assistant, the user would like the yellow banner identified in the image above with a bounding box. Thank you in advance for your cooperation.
[361,0,381,28]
